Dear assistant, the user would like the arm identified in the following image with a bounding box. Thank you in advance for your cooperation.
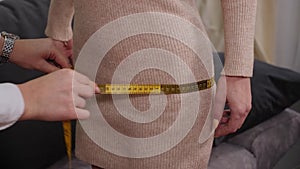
[222,0,257,77]
[214,0,257,137]
[0,69,99,131]
[0,36,72,73]
[18,69,99,122]
[45,0,74,41]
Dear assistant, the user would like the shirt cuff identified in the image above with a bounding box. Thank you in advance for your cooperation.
[0,83,25,130]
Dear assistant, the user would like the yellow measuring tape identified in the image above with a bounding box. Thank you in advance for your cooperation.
[63,77,214,168]
[62,120,72,168]
[98,78,214,95]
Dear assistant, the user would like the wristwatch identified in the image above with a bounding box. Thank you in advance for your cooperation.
[0,31,20,64]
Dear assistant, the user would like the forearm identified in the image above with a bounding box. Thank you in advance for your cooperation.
[221,0,257,77]
[45,0,74,41]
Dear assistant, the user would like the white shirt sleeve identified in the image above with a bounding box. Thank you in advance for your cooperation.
[0,83,25,130]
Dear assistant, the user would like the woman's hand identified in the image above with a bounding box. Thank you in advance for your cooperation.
[214,76,252,137]
[18,69,99,121]
[10,38,73,73]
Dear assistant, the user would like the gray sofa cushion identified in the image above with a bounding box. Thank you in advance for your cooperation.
[228,109,300,169]
[208,143,256,169]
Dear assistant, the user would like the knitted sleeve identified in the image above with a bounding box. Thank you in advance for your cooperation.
[45,0,74,41]
[221,0,257,77]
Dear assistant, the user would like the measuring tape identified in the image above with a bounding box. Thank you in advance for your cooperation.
[47,60,74,168]
[98,78,214,95]
[63,77,214,168]
[63,120,72,169]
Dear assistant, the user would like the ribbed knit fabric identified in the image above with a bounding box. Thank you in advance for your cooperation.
[45,0,257,77]
[45,0,74,41]
[221,0,257,77]
[45,0,256,168]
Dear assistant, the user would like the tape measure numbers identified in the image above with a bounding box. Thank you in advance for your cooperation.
[98,78,214,94]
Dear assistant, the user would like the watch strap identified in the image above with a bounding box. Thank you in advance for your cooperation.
[0,32,19,64]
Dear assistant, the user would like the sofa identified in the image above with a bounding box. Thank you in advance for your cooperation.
[0,0,300,169]
[209,108,300,169]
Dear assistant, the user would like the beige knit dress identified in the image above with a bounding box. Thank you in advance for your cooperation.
[46,0,256,169]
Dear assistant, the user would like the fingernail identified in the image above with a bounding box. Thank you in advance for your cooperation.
[95,86,100,94]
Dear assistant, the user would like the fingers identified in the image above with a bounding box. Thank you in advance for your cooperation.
[73,82,94,98]
[52,49,72,68]
[212,76,227,137]
[214,106,249,137]
[38,60,60,73]
[215,76,252,137]
[61,69,98,120]
[71,71,99,120]
[73,71,100,94]
[95,84,100,94]
[72,86,93,120]
[63,107,90,120]
[69,83,92,120]
[74,71,92,85]
[74,95,87,108]
[213,76,227,122]
[49,38,73,69]
[219,110,230,124]
[75,108,90,120]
